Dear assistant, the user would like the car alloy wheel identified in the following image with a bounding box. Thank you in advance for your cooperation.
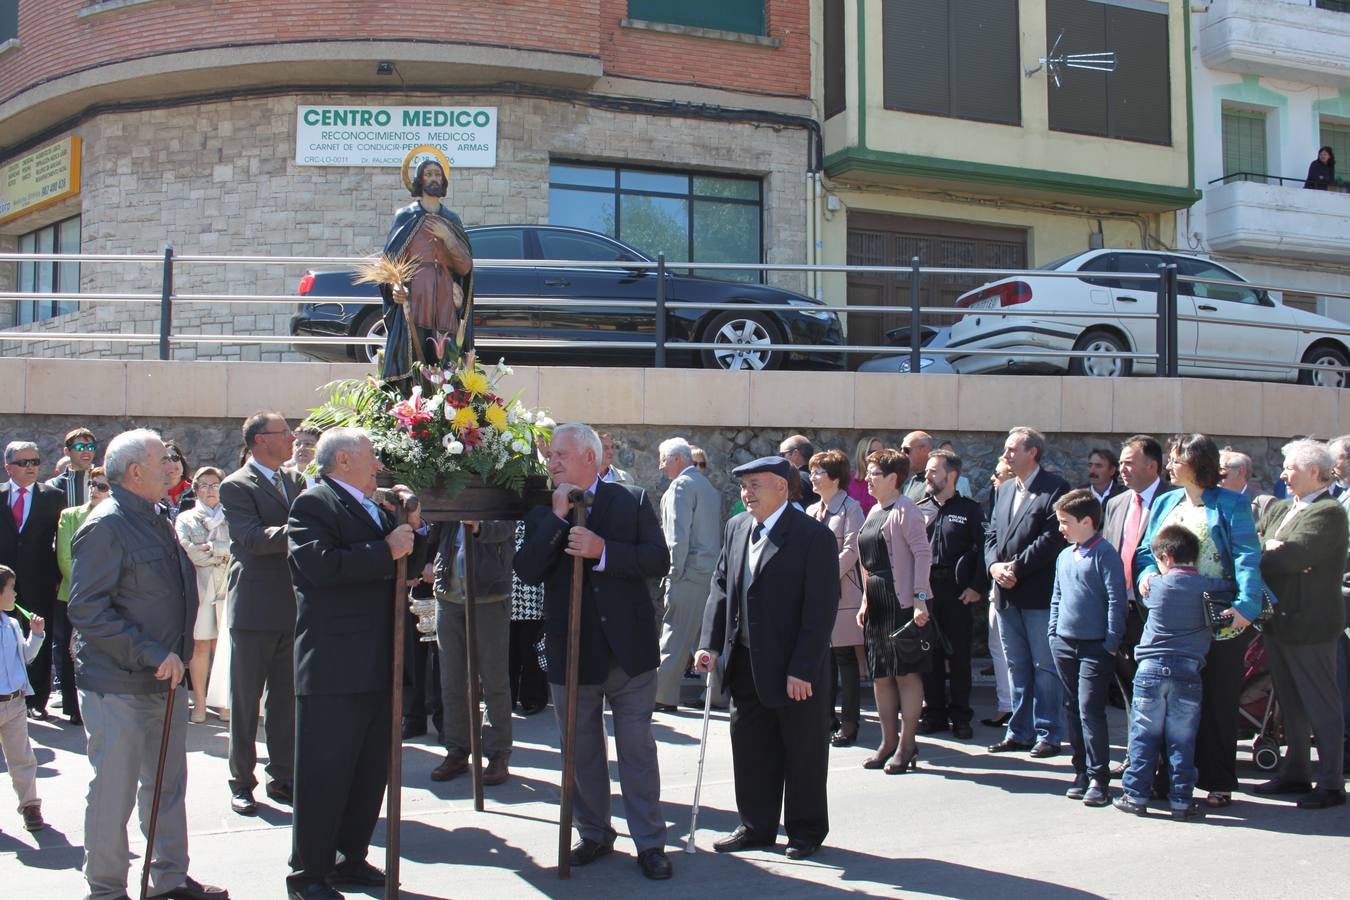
[1298,345,1349,389]
[1069,329,1132,378]
[704,311,781,371]
[359,312,387,365]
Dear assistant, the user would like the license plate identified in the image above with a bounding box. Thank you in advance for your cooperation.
[970,298,998,310]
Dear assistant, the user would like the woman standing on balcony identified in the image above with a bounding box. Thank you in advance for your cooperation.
[1304,146,1336,190]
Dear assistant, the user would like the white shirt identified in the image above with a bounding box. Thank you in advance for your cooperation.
[6,480,33,531]
[1012,466,1040,516]
[1128,477,1164,514]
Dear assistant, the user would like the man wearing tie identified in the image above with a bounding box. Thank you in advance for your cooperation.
[285,428,414,900]
[695,456,839,859]
[219,411,305,816]
[985,427,1069,758]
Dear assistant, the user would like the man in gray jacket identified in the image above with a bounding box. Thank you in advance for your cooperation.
[68,428,228,900]
[654,437,722,711]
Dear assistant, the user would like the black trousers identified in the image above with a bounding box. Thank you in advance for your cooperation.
[402,606,442,723]
[728,650,830,846]
[921,584,974,726]
[289,691,390,885]
[1194,628,1255,793]
[831,647,861,730]
[228,627,296,792]
[508,619,549,708]
[49,599,79,717]
[23,593,54,712]
[1114,602,1146,701]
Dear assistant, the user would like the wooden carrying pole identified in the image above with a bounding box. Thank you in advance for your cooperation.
[462,523,485,811]
[557,489,590,879]
[386,501,412,898]
[139,683,177,900]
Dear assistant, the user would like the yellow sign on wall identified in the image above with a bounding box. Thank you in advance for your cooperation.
[0,137,82,226]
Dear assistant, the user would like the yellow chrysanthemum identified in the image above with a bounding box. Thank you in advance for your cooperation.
[450,405,479,433]
[458,369,489,397]
[484,402,509,432]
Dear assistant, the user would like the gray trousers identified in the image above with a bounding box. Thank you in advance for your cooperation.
[228,627,295,792]
[654,571,713,707]
[437,598,513,759]
[550,665,667,852]
[81,687,190,900]
[1266,635,1346,790]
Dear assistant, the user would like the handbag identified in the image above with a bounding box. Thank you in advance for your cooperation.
[1201,588,1275,637]
[887,616,946,666]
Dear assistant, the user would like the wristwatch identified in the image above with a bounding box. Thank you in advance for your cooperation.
[913,591,928,603]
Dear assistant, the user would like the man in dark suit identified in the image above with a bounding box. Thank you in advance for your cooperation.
[985,426,1069,758]
[1,441,66,720]
[219,411,305,815]
[777,435,819,508]
[1083,447,1122,506]
[513,423,674,881]
[285,428,415,900]
[695,456,838,860]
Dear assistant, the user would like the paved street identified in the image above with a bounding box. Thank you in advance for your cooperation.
[2,684,1346,899]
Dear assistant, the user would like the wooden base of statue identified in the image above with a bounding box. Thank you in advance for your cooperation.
[380,474,551,897]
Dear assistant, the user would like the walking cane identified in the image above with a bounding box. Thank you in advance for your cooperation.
[684,666,715,854]
[139,682,177,900]
[558,489,592,879]
[463,523,485,812]
[385,492,417,898]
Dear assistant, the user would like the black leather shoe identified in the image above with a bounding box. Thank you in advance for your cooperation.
[1253,778,1314,795]
[401,718,427,740]
[1029,741,1061,759]
[916,719,949,736]
[987,738,1033,753]
[570,829,617,866]
[981,712,1011,728]
[328,859,384,886]
[637,848,673,880]
[286,881,341,900]
[230,789,257,816]
[266,782,293,805]
[785,842,821,860]
[653,702,678,713]
[519,703,548,716]
[147,876,230,899]
[26,707,48,721]
[951,722,974,740]
[713,826,775,853]
[1296,789,1347,810]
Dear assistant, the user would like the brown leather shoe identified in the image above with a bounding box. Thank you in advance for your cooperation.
[430,754,469,782]
[21,803,46,832]
[483,753,510,786]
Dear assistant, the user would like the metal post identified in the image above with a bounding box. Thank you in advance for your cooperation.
[158,245,174,361]
[1154,268,1168,378]
[1164,264,1180,378]
[654,253,667,368]
[909,256,922,374]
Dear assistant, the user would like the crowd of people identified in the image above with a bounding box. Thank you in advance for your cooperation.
[1,421,1348,898]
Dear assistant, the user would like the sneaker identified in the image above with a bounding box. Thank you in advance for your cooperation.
[1082,784,1110,807]
[1113,795,1148,816]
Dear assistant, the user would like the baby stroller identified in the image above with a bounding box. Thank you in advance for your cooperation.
[1236,634,1283,772]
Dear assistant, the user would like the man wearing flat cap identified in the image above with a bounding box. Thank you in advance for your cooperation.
[695,456,840,859]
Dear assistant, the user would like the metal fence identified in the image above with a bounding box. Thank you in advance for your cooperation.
[2,248,1350,383]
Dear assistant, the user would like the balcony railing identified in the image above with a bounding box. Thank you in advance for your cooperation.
[1209,171,1347,192]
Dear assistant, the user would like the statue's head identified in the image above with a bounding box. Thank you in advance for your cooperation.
[411,161,446,198]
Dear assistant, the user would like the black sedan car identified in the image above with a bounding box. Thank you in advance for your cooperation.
[290,225,843,370]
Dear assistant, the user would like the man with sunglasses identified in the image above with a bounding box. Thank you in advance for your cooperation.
[48,428,99,509]
[1,442,67,721]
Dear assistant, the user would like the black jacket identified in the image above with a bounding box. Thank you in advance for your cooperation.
[1305,159,1336,190]
[984,469,1070,610]
[0,482,65,610]
[287,477,397,696]
[513,479,668,685]
[699,505,840,708]
[926,494,988,595]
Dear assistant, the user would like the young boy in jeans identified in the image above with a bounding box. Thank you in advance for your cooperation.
[0,564,47,832]
[1115,525,1233,819]
[1048,489,1127,807]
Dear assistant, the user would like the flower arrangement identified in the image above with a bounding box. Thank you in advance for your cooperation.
[304,352,554,495]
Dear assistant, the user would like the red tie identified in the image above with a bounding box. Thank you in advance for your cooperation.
[1121,492,1144,590]
[11,486,26,530]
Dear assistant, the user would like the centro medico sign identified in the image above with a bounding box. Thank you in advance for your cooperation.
[295,106,498,168]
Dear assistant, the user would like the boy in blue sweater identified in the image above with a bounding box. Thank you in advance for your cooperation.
[1048,489,1127,806]
[1115,525,1234,819]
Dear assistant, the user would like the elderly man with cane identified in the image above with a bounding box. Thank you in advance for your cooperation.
[694,456,839,859]
[68,428,229,900]
[513,423,673,880]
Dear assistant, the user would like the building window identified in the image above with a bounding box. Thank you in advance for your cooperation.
[548,163,763,282]
[882,0,1021,126]
[1046,0,1171,145]
[627,1,765,36]
[1,0,17,43]
[1320,120,1350,174]
[1221,108,1267,179]
[823,0,846,120]
[16,216,81,325]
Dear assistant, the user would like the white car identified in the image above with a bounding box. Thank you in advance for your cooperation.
[944,250,1349,388]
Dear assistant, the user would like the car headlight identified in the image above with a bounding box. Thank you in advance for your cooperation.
[786,298,835,321]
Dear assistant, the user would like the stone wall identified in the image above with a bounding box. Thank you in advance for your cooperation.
[1,92,809,362]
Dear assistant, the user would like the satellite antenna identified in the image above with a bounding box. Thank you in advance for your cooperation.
[1025,31,1117,87]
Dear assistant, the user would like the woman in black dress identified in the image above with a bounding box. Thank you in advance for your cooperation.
[857,448,933,774]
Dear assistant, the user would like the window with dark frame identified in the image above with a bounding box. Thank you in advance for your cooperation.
[1320,120,1350,174]
[1222,107,1268,180]
[16,216,81,325]
[1,0,17,43]
[824,0,846,120]
[627,0,765,35]
[881,0,1021,127]
[1046,0,1171,145]
[547,162,764,283]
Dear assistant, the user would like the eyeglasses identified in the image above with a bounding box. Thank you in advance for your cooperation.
[68,442,97,452]
[258,429,293,437]
[8,458,40,467]
[90,482,110,492]
[196,482,221,490]
[695,462,707,469]
[167,454,183,462]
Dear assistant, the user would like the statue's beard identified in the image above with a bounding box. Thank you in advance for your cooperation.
[421,180,446,198]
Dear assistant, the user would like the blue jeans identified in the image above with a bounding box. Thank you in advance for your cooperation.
[996,606,1063,745]
[1122,656,1203,808]
[1050,636,1114,783]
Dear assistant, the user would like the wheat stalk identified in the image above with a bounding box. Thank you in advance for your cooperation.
[352,252,420,287]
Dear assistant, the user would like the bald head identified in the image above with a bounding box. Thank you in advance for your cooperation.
[902,431,933,472]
